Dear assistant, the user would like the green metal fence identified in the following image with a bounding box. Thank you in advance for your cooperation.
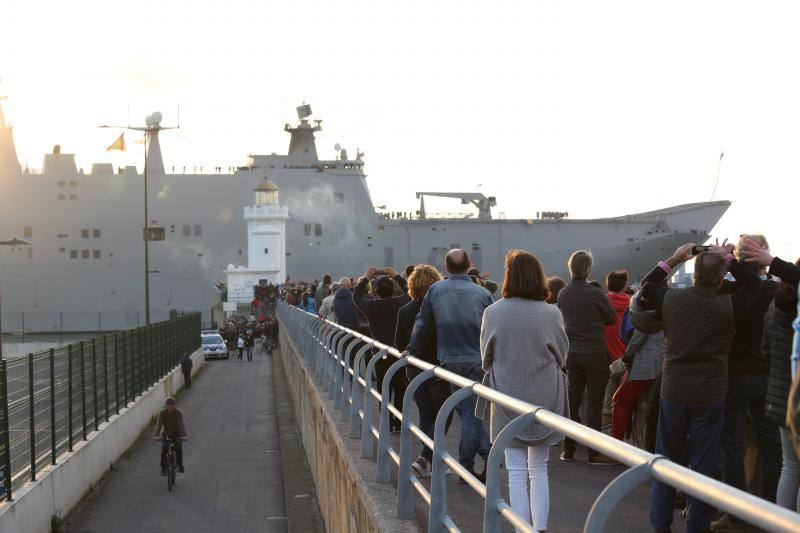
[0,312,201,501]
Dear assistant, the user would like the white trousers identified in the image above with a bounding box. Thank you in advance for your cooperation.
[504,445,550,532]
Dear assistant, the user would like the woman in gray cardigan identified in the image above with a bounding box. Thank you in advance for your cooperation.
[480,250,569,533]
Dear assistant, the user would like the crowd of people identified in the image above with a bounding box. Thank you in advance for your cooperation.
[280,236,800,533]
[220,290,280,361]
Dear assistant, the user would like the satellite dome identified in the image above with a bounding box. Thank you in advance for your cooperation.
[145,111,163,127]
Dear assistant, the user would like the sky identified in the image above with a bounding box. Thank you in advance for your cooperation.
[2,0,798,259]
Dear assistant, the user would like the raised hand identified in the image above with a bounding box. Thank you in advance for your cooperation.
[740,238,774,266]
[667,243,696,268]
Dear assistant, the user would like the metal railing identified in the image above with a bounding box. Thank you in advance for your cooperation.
[0,312,201,501]
[277,302,800,533]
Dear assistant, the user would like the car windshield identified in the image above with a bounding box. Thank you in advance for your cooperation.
[202,335,224,345]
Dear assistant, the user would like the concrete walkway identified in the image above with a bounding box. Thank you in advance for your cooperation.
[66,352,288,533]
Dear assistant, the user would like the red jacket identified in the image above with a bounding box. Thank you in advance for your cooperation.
[604,292,631,361]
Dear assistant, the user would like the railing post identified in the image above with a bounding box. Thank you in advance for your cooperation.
[360,347,386,458]
[349,344,373,439]
[113,333,119,415]
[28,353,36,481]
[122,332,128,406]
[429,387,473,533]
[376,357,409,483]
[397,368,436,518]
[483,411,536,532]
[335,333,355,410]
[339,336,360,416]
[103,335,109,422]
[1,360,12,501]
[67,345,73,452]
[583,462,654,532]
[80,341,87,440]
[49,348,56,465]
[91,338,98,431]
[328,330,347,399]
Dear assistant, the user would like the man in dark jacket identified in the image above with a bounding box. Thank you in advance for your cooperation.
[713,235,782,530]
[639,242,761,533]
[154,396,188,475]
[558,250,618,465]
[353,266,410,431]
[180,352,193,389]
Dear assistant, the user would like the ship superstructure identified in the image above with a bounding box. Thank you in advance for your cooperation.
[0,99,730,331]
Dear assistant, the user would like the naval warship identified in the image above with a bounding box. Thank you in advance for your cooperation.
[0,98,730,331]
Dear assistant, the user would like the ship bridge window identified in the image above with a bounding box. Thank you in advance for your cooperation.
[93,249,101,259]
[314,223,322,237]
[24,227,32,239]
[70,250,78,259]
[81,250,89,259]
[304,223,311,237]
[58,181,65,187]
[334,193,344,203]
[59,247,66,253]
[81,229,90,239]
[193,225,202,237]
[183,225,191,237]
[93,229,101,238]
[68,181,77,187]
[58,194,66,200]
[69,194,77,200]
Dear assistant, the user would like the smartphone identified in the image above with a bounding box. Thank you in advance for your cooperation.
[691,245,711,255]
[374,268,387,276]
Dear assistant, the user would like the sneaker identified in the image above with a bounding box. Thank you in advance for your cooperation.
[178,465,185,474]
[559,450,574,462]
[412,456,431,478]
[161,468,168,476]
[710,514,747,531]
[587,453,620,466]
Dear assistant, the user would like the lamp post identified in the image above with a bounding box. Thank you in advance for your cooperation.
[101,112,177,325]
[0,238,32,360]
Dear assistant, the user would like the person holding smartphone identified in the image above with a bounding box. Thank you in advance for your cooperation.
[637,241,762,533]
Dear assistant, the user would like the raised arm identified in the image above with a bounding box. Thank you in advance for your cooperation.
[352,270,374,317]
[639,243,696,311]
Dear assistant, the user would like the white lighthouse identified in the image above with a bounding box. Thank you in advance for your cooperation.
[225,177,289,307]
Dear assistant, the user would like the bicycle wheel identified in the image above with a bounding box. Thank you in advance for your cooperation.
[167,452,174,491]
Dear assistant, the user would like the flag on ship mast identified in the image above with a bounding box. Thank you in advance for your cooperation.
[106,133,126,151]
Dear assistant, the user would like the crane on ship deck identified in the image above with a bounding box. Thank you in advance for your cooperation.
[415,192,497,221]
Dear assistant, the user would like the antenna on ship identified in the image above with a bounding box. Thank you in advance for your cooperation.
[709,150,725,201]
[99,109,180,326]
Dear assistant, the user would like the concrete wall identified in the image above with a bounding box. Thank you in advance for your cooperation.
[0,349,205,533]
[278,324,419,533]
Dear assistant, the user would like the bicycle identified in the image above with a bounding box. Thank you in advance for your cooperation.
[160,436,179,491]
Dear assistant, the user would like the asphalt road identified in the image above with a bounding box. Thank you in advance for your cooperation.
[66,353,288,533]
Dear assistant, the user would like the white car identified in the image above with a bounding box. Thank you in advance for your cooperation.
[201,331,228,360]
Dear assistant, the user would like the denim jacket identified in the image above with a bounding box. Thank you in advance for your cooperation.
[409,274,494,365]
